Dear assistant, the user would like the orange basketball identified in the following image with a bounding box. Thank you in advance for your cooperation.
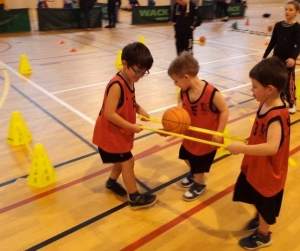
[267,25,273,32]
[199,36,206,43]
[162,107,191,134]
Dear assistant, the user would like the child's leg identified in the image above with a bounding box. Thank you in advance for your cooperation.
[193,173,205,184]
[120,156,138,194]
[121,157,157,209]
[258,213,270,234]
[285,66,296,111]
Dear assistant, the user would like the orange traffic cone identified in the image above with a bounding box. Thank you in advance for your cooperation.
[58,40,65,44]
[245,18,249,26]
[70,48,77,52]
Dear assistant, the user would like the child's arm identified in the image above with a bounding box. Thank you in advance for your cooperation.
[212,91,229,142]
[226,120,281,155]
[263,23,278,59]
[136,102,149,121]
[104,83,142,133]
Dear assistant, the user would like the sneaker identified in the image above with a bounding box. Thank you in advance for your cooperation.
[221,16,229,22]
[129,194,157,210]
[239,230,272,250]
[182,183,206,201]
[289,104,297,114]
[246,215,259,231]
[180,172,194,187]
[106,181,127,197]
[105,25,113,28]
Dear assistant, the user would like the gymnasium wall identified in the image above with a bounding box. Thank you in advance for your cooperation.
[6,0,286,9]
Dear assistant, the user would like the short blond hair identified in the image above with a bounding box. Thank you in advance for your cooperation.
[168,51,200,78]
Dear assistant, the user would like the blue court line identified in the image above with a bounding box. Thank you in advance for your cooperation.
[24,118,300,250]
[24,154,231,251]
[1,84,154,187]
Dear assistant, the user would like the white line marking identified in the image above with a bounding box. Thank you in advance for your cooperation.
[0,61,95,125]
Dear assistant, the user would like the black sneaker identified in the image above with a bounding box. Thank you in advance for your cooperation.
[180,172,194,187]
[246,214,259,231]
[106,181,127,197]
[182,183,206,201]
[239,230,272,250]
[129,194,157,210]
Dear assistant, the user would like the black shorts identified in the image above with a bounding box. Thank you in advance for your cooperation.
[98,147,133,163]
[179,145,216,174]
[233,172,284,225]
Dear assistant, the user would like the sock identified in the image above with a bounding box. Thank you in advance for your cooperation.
[258,230,269,236]
[129,192,140,201]
[107,178,116,186]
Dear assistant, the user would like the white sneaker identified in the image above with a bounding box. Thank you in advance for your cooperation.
[289,104,297,114]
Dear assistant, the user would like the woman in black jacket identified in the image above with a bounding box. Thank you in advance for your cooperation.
[79,0,95,30]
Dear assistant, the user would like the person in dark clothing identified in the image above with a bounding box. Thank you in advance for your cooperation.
[172,0,202,55]
[263,1,300,114]
[106,0,117,28]
[79,0,95,30]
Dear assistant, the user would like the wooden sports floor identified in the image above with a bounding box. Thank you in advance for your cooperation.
[1,2,300,251]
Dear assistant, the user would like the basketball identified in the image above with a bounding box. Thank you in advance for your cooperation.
[162,107,191,134]
[199,36,206,43]
[267,25,273,32]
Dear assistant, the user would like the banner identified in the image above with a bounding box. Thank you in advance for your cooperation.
[198,4,214,20]
[37,7,102,31]
[132,6,171,25]
[228,3,245,17]
[0,9,31,33]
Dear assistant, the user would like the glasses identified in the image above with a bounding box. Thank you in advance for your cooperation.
[130,66,150,77]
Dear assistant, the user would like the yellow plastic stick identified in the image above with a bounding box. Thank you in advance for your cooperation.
[137,114,247,143]
[140,125,226,148]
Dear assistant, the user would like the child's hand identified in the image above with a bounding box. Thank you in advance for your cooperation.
[225,143,242,155]
[132,124,143,133]
[138,108,150,121]
[212,135,222,144]
[285,58,295,68]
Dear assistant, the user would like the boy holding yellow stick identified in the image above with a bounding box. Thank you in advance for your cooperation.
[226,57,290,250]
[167,51,229,201]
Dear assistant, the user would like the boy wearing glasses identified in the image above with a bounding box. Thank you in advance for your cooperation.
[93,42,157,209]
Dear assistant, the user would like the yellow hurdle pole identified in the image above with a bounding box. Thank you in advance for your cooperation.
[140,126,226,148]
[137,115,247,143]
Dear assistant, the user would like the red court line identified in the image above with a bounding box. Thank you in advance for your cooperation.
[120,145,300,251]
[0,142,180,215]
[120,184,235,251]
[0,111,261,215]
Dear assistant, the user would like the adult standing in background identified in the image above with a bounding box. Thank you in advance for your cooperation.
[37,0,48,8]
[0,0,9,10]
[63,0,73,8]
[79,0,95,31]
[105,0,117,28]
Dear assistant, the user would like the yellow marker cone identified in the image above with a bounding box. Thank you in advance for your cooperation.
[139,36,146,45]
[216,126,231,156]
[176,87,181,98]
[296,79,300,102]
[7,111,32,146]
[288,157,297,167]
[18,54,32,75]
[27,143,57,188]
[115,50,123,71]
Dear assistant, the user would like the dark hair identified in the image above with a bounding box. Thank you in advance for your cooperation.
[121,42,153,70]
[249,57,288,92]
[286,1,300,12]
[167,51,199,77]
